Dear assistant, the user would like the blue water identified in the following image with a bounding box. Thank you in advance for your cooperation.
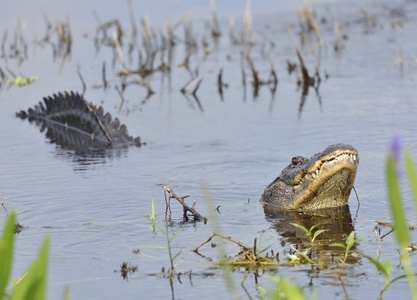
[1,0,417,299]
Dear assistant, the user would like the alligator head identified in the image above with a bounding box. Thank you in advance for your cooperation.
[260,144,359,210]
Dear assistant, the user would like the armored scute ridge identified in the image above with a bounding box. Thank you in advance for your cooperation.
[260,144,359,210]
[17,91,142,151]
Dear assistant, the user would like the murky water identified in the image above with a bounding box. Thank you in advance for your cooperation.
[1,0,417,299]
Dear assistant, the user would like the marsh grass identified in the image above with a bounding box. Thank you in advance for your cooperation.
[386,146,417,300]
[0,212,51,300]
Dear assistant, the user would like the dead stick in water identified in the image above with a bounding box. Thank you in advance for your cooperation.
[162,185,206,221]
[120,65,154,95]
[181,76,203,94]
[286,24,311,85]
[193,233,250,252]
[113,31,125,65]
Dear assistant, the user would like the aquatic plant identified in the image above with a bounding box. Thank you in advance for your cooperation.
[145,197,183,300]
[0,211,50,300]
[364,255,412,300]
[330,231,362,278]
[148,196,156,230]
[7,75,38,87]
[290,223,326,246]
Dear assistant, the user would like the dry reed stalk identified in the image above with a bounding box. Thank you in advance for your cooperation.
[76,65,86,95]
[243,0,253,33]
[1,196,7,212]
[120,65,154,95]
[229,17,238,44]
[393,40,403,67]
[361,10,376,26]
[113,31,125,65]
[210,0,221,37]
[286,24,311,86]
[1,30,7,58]
[193,233,250,253]
[180,76,203,94]
[334,19,342,51]
[102,61,108,89]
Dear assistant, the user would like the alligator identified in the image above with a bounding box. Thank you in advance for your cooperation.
[16,91,142,152]
[260,144,359,210]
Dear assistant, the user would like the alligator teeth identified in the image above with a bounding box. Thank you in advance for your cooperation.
[353,155,357,161]
[311,172,316,179]
[315,170,319,175]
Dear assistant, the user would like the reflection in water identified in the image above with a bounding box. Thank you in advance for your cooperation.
[263,204,354,244]
[54,145,128,172]
[263,204,361,281]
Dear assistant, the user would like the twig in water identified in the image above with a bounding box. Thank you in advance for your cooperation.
[115,84,126,112]
[193,233,250,253]
[180,76,203,94]
[1,196,7,212]
[393,41,403,68]
[102,61,108,89]
[217,69,226,100]
[286,24,313,88]
[76,65,86,95]
[113,31,125,66]
[361,10,377,27]
[210,0,221,37]
[162,185,206,221]
[334,19,342,51]
[120,65,154,95]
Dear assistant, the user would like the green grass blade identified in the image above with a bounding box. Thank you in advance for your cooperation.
[329,242,346,249]
[140,245,169,249]
[312,229,326,242]
[0,212,16,298]
[257,286,267,297]
[404,151,417,216]
[386,155,409,247]
[10,236,50,300]
[346,231,355,248]
[169,227,183,242]
[280,279,307,300]
[365,256,390,279]
[290,223,309,235]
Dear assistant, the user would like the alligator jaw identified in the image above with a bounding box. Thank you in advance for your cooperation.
[260,144,359,210]
[291,148,359,210]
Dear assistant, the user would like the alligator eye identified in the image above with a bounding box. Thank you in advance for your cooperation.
[291,157,303,166]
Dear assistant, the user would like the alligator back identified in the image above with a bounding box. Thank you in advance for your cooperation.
[17,91,142,151]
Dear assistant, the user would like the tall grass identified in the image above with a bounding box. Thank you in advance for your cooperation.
[386,135,417,300]
[0,211,50,300]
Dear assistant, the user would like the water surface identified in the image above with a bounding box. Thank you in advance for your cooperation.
[1,0,417,299]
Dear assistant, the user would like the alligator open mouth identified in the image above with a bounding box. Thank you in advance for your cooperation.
[260,144,359,210]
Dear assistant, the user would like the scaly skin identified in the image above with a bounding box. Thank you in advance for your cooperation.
[260,144,359,210]
[17,91,142,152]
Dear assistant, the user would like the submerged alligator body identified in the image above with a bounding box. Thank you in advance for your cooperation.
[260,144,359,210]
[17,91,142,152]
